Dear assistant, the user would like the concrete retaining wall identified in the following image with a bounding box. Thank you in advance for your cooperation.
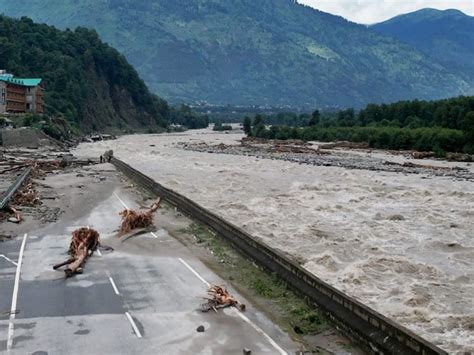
[0,128,42,147]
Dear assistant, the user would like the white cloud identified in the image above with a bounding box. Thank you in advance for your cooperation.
[298,0,474,24]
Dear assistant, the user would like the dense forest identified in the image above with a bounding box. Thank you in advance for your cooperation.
[246,96,474,154]
[0,15,170,132]
[168,105,209,130]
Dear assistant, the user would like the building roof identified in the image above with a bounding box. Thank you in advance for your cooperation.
[0,75,42,87]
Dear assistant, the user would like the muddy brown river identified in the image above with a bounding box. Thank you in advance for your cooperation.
[74,129,474,353]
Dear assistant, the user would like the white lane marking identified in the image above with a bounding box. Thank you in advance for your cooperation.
[7,233,28,351]
[178,257,287,355]
[178,258,210,287]
[113,192,129,209]
[108,276,120,295]
[234,310,287,355]
[150,232,159,239]
[0,255,18,266]
[125,311,142,338]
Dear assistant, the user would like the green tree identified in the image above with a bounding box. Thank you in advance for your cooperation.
[253,115,266,137]
[243,116,252,135]
[253,114,263,127]
[308,110,320,126]
[463,111,474,153]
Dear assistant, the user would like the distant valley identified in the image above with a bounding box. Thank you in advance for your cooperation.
[0,0,472,108]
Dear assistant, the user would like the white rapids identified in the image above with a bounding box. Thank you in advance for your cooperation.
[74,129,474,353]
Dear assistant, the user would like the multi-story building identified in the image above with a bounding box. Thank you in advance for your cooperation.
[0,71,44,115]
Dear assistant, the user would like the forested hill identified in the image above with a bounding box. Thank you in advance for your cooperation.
[0,15,169,132]
[373,9,474,84]
[0,0,471,108]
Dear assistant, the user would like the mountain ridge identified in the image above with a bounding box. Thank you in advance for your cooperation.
[372,8,474,85]
[0,0,471,108]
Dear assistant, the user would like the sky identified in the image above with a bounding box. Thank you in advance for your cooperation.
[298,0,474,24]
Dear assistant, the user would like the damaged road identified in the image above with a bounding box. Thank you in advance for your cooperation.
[0,162,298,354]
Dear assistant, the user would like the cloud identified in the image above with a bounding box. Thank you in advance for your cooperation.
[298,0,474,24]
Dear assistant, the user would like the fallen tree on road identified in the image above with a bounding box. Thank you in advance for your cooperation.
[118,197,161,235]
[53,227,100,277]
[201,285,246,312]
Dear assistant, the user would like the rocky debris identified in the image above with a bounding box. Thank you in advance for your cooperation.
[196,325,205,333]
[178,140,474,181]
[242,136,308,146]
[412,151,434,159]
[59,154,74,168]
[243,348,252,355]
[412,150,473,162]
[38,207,62,224]
[12,181,40,206]
[103,150,114,162]
[319,141,370,149]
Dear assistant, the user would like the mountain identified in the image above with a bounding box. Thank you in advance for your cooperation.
[0,15,169,132]
[0,0,471,108]
[372,8,474,84]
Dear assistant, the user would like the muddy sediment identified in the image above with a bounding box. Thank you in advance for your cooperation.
[73,129,474,353]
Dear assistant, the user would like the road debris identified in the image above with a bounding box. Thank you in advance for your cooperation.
[0,159,60,177]
[5,206,22,223]
[12,181,40,206]
[53,227,100,277]
[201,285,246,312]
[119,197,161,235]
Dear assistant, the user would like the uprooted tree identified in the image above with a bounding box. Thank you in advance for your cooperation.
[53,227,100,277]
[119,197,161,235]
[201,285,246,312]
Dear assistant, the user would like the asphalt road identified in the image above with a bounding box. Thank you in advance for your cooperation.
[0,184,295,354]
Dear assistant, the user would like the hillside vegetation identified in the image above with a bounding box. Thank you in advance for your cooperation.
[248,96,474,154]
[0,0,471,108]
[373,9,474,84]
[0,15,169,132]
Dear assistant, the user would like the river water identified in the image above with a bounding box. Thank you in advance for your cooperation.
[74,130,474,353]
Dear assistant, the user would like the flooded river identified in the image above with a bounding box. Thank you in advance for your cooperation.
[74,130,474,353]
